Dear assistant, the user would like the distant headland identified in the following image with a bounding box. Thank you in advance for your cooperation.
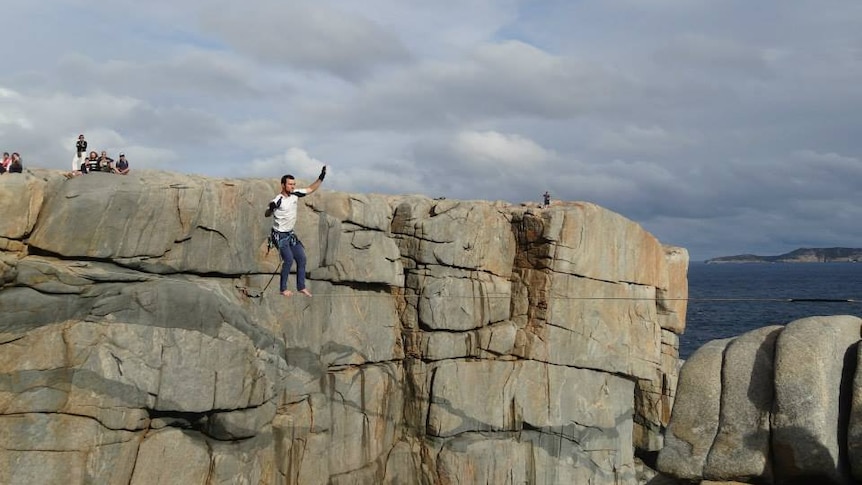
[706,247,862,264]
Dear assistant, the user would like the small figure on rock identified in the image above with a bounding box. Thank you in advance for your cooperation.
[0,152,10,174]
[99,151,114,172]
[542,191,551,208]
[114,152,130,175]
[7,153,22,173]
[83,151,101,173]
[74,134,87,171]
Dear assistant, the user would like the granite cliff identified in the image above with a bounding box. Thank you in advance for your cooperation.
[0,169,687,485]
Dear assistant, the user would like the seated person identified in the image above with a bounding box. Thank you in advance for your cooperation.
[0,152,10,174]
[7,152,22,173]
[83,151,101,173]
[66,154,85,178]
[99,150,114,172]
[114,152,130,175]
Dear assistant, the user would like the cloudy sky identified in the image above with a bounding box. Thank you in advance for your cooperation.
[2,0,862,261]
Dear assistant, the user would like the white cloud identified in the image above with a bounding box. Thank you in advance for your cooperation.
[653,34,774,76]
[592,124,698,154]
[452,130,554,168]
[791,149,859,165]
[307,40,633,131]
[248,147,326,179]
[199,0,411,80]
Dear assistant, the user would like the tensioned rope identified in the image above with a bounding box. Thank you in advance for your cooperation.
[246,292,862,303]
[246,260,861,303]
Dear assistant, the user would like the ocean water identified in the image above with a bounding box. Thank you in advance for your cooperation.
[680,262,862,359]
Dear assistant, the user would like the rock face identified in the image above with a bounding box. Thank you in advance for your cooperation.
[658,315,862,484]
[0,170,687,485]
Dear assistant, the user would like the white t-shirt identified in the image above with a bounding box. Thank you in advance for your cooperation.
[270,189,308,232]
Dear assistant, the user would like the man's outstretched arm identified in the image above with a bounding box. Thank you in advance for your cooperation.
[305,166,327,194]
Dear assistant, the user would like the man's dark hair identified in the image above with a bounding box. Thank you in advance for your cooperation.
[281,174,296,184]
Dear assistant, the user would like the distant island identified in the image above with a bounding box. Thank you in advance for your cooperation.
[706,247,862,264]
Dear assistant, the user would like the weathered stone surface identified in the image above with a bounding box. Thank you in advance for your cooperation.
[416,267,511,331]
[0,170,49,241]
[130,428,211,484]
[27,173,272,274]
[850,343,862,480]
[772,315,861,484]
[392,198,516,277]
[312,221,404,285]
[0,413,139,485]
[657,245,688,333]
[704,325,782,482]
[326,363,404,476]
[205,401,278,440]
[426,359,635,483]
[656,338,729,480]
[0,169,685,484]
[435,432,612,484]
[659,316,862,485]
[512,203,669,287]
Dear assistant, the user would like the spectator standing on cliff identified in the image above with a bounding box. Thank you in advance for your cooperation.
[264,166,327,297]
[114,152,130,175]
[74,134,87,170]
[543,191,551,208]
[0,152,10,174]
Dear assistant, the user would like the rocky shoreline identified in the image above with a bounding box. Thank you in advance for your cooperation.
[706,247,862,263]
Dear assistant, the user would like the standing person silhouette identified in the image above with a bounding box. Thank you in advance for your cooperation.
[74,135,87,171]
[265,166,327,297]
[543,191,551,208]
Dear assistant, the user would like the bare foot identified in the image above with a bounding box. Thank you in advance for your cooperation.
[298,288,313,297]
[281,290,293,297]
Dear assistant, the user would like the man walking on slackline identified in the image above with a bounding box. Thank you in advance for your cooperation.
[265,166,327,297]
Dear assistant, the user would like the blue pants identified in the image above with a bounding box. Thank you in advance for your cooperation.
[279,240,307,292]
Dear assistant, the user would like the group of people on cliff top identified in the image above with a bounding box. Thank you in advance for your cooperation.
[67,134,130,178]
[0,152,23,174]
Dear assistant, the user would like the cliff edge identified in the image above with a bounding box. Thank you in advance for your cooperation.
[0,169,688,485]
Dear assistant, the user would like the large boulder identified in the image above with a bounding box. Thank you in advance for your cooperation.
[772,316,861,484]
[658,315,862,484]
[656,338,729,480]
[705,325,781,482]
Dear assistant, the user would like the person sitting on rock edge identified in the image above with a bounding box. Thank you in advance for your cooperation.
[264,166,327,297]
[84,151,100,173]
[99,150,114,172]
[0,152,10,174]
[114,152,130,175]
[66,149,88,178]
[8,153,22,173]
